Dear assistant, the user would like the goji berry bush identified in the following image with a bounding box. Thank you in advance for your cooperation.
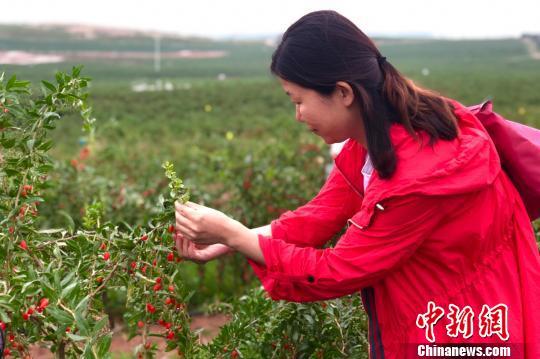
[0,69,198,358]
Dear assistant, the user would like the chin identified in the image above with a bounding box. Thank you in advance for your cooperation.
[319,135,332,144]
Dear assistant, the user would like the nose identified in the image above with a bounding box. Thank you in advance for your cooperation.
[295,105,303,123]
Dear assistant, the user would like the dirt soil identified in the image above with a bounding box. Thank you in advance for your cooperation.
[28,314,231,358]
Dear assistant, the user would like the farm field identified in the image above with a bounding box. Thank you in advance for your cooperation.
[1,25,539,358]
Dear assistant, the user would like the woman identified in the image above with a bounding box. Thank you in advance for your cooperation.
[174,10,540,358]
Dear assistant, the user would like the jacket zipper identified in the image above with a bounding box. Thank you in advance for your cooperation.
[336,161,385,357]
[333,162,364,199]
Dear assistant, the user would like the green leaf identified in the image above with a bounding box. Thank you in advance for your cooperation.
[42,80,56,92]
[48,307,74,325]
[72,66,82,78]
[43,112,61,120]
[55,72,65,85]
[3,167,19,177]
[21,280,39,294]
[6,75,16,90]
[37,140,54,152]
[60,281,78,300]
[92,316,109,333]
[37,163,54,173]
[1,137,16,149]
[66,333,88,342]
[37,228,65,234]
[96,334,112,358]
[74,295,90,316]
[60,272,76,287]
[75,311,90,336]
[26,139,35,151]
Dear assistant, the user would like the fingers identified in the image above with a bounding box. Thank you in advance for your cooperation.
[175,223,195,241]
[182,233,190,256]
[175,233,184,257]
[175,214,191,230]
[175,202,198,220]
[185,201,201,209]
[175,232,197,262]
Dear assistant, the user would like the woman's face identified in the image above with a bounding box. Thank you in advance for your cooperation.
[278,78,366,145]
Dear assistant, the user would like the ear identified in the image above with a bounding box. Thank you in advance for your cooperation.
[335,81,355,107]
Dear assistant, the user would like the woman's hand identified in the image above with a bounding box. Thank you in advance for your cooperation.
[175,201,241,246]
[175,201,265,265]
[175,232,232,264]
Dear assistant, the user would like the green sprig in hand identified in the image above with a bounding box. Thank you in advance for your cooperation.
[160,161,190,223]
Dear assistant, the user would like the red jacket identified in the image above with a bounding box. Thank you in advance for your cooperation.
[248,100,540,358]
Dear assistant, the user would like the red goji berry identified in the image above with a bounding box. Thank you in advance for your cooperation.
[231,349,239,358]
[103,252,110,261]
[153,283,162,292]
[4,348,11,356]
[19,240,28,250]
[130,261,137,269]
[8,226,14,234]
[168,224,175,233]
[0,321,6,330]
[168,285,175,292]
[167,252,174,262]
[155,277,162,284]
[137,321,144,328]
[166,331,174,340]
[146,303,156,313]
[22,313,29,321]
[141,265,147,274]
[165,322,172,330]
[39,297,49,309]
[66,326,71,333]
[165,297,173,305]
[100,242,106,250]
[141,234,148,241]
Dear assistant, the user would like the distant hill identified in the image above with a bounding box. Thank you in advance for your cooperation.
[0,24,263,52]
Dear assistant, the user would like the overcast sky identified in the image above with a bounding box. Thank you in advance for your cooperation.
[2,0,539,39]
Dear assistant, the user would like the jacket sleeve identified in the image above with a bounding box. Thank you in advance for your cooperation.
[248,194,449,302]
[270,165,361,248]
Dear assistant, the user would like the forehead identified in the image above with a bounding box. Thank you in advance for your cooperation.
[278,78,306,97]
